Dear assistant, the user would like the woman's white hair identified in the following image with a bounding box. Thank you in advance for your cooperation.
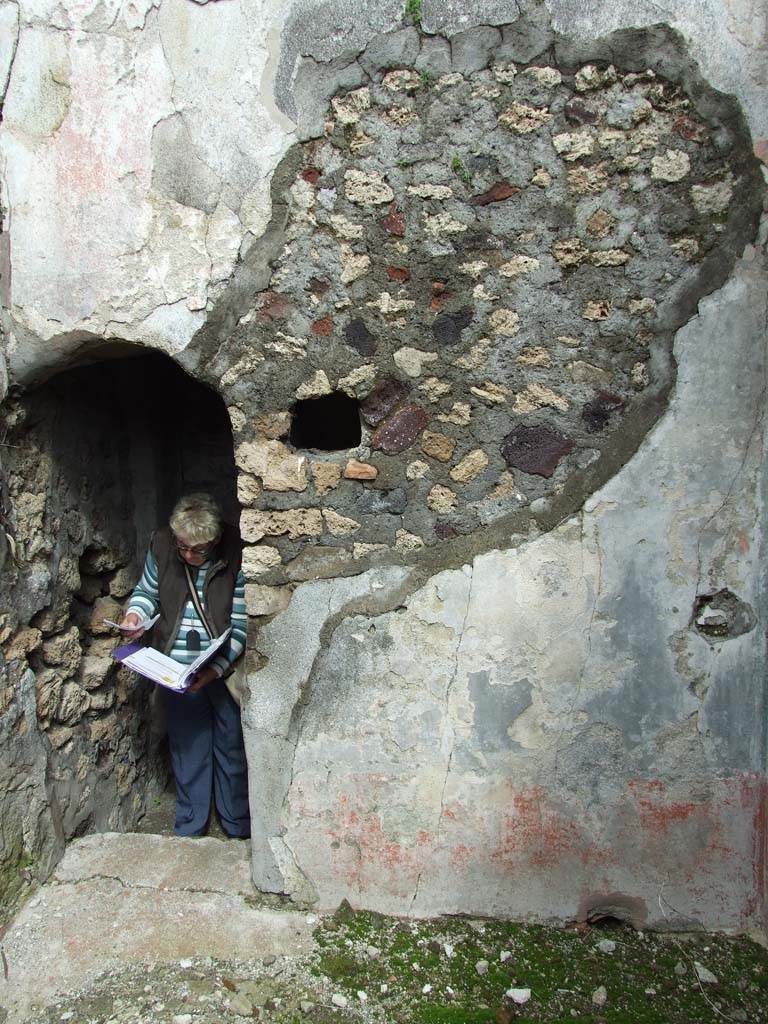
[169,493,223,545]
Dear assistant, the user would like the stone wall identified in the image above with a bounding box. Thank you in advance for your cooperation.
[0,365,158,906]
[0,0,766,934]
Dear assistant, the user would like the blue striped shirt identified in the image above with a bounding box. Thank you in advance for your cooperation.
[127,550,246,677]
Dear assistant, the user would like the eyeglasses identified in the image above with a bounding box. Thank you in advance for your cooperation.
[174,538,216,556]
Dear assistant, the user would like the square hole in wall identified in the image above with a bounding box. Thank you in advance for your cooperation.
[289,392,362,451]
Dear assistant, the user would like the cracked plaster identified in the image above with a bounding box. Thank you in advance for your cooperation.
[0,0,294,381]
[261,246,767,926]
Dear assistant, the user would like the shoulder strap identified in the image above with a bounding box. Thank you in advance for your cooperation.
[183,562,216,639]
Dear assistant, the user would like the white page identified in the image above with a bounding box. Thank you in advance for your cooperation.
[119,628,233,691]
[121,647,186,690]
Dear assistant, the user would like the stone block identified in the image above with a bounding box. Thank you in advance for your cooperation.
[78,655,114,692]
[253,412,292,440]
[245,585,293,617]
[501,425,575,478]
[450,25,502,74]
[499,101,552,134]
[285,547,357,582]
[295,370,332,400]
[450,450,489,483]
[432,308,473,346]
[427,485,458,513]
[356,488,408,516]
[235,439,309,492]
[3,627,43,662]
[242,546,283,578]
[344,169,394,206]
[237,473,263,507]
[240,509,323,543]
[393,347,438,378]
[89,597,123,635]
[371,405,430,454]
[87,688,116,711]
[312,462,343,495]
[322,509,360,535]
[360,378,409,426]
[421,431,457,463]
[56,682,91,724]
[344,319,378,357]
[108,565,140,599]
[359,28,420,77]
[415,36,452,76]
[41,626,82,676]
[35,668,62,721]
[337,364,376,398]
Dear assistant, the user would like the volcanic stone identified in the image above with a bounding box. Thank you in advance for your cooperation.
[432,307,473,346]
[345,319,378,357]
[371,405,429,454]
[356,488,408,515]
[564,98,600,125]
[501,425,575,478]
[582,391,625,433]
[360,378,410,427]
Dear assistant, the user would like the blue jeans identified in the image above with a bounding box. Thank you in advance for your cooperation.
[162,678,250,837]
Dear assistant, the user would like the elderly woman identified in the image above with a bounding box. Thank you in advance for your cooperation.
[120,493,250,839]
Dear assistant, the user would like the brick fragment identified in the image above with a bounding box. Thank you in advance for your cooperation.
[259,292,291,320]
[564,98,600,125]
[380,204,406,236]
[672,116,706,143]
[311,315,333,336]
[386,266,411,282]
[344,460,379,481]
[468,181,520,206]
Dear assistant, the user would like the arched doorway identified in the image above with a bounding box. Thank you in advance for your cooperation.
[1,344,239,846]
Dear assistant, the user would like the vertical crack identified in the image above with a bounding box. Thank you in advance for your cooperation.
[0,2,21,112]
[552,511,602,782]
[408,565,473,915]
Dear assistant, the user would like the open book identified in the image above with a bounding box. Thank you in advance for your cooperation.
[111,628,232,692]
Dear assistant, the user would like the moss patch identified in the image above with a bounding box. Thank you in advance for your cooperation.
[23,909,768,1024]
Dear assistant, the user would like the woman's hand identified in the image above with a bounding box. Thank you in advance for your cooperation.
[187,665,220,693]
[119,612,146,639]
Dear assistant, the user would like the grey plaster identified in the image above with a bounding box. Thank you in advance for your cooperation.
[468,670,532,752]
[150,113,221,215]
[243,565,415,893]
[275,0,403,122]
